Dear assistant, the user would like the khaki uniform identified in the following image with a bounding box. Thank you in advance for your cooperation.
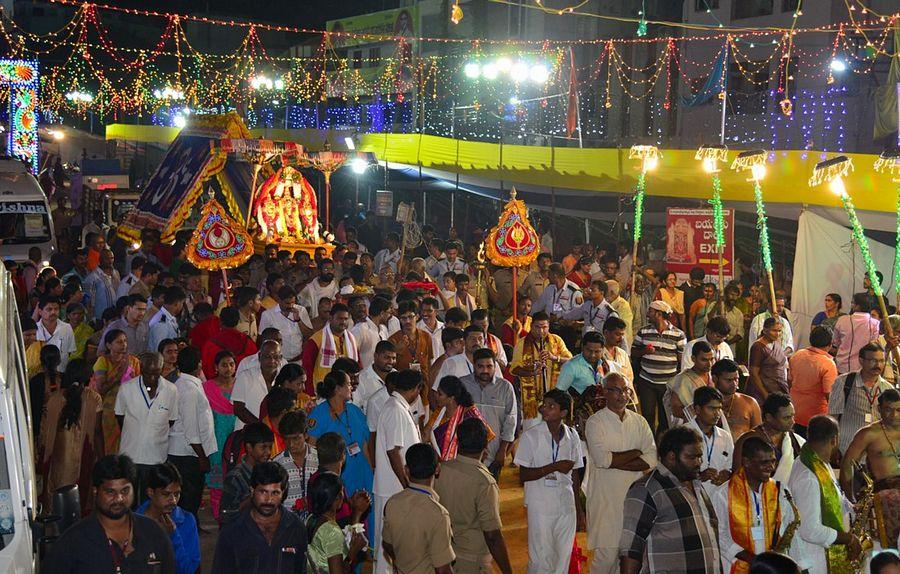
[434,456,503,573]
[382,485,455,574]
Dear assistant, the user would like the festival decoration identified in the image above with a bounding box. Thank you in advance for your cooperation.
[0,59,40,173]
[696,144,728,308]
[627,144,659,298]
[732,149,777,311]
[450,1,463,25]
[251,166,321,244]
[874,150,900,305]
[485,187,540,343]
[186,196,255,304]
[810,155,899,361]
[299,144,374,231]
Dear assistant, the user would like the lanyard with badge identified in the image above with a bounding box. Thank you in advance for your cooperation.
[702,430,716,467]
[334,407,362,458]
[545,431,561,487]
[552,286,566,314]
[750,490,766,547]
[864,385,880,423]
[138,376,155,410]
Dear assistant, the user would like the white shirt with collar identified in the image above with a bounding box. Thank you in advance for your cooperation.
[259,305,311,361]
[373,392,422,497]
[532,279,584,315]
[116,272,139,300]
[354,365,388,415]
[148,306,180,353]
[432,353,475,390]
[300,279,338,319]
[36,319,77,371]
[350,317,389,367]
[115,376,179,465]
[373,248,402,274]
[686,416,734,500]
[231,365,271,431]
[683,336,735,369]
[513,421,584,506]
[419,319,445,363]
[168,372,218,458]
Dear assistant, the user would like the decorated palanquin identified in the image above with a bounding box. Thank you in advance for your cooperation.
[252,166,321,244]
[484,188,540,267]
[186,198,255,270]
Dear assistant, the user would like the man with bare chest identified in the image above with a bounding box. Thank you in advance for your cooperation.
[213,461,309,572]
[713,359,761,440]
[841,388,900,549]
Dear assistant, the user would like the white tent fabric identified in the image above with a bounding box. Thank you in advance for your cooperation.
[791,210,896,349]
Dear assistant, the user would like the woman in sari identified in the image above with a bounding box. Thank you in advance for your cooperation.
[29,344,62,442]
[92,329,140,455]
[425,375,495,461]
[39,359,102,513]
[202,349,237,520]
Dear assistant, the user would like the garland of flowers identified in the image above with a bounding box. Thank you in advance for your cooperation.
[633,171,645,244]
[841,193,883,298]
[754,180,773,272]
[709,174,726,250]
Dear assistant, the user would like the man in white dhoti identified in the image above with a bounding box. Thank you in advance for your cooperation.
[788,414,863,573]
[584,372,657,574]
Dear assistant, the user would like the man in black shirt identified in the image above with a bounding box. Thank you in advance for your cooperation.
[680,266,706,319]
[213,461,308,573]
[42,454,175,574]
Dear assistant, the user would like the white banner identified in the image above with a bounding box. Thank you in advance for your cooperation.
[791,210,896,348]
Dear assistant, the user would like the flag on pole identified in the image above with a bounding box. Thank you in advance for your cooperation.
[566,47,578,138]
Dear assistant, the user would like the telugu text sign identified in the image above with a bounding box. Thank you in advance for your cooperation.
[665,207,734,281]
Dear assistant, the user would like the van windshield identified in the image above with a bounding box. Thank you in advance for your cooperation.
[0,201,51,244]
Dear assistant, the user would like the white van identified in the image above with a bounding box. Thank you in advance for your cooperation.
[0,158,55,263]
[0,263,38,571]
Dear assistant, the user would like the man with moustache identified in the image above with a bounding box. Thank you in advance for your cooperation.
[42,454,176,573]
[213,461,309,573]
[619,426,720,574]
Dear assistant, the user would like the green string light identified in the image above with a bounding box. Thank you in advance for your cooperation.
[754,180,773,273]
[841,193,883,298]
[633,171,645,244]
[709,174,725,249]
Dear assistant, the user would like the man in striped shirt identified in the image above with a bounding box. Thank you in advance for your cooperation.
[632,300,687,435]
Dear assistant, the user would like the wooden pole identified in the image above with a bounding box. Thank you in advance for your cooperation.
[221,268,232,306]
[718,246,726,314]
[324,171,332,232]
[245,161,263,230]
[512,266,519,349]
[766,269,778,325]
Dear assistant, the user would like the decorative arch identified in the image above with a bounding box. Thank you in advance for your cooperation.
[0,60,39,173]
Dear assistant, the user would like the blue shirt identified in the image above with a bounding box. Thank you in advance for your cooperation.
[308,400,373,498]
[136,501,200,574]
[555,354,604,394]
[83,268,117,322]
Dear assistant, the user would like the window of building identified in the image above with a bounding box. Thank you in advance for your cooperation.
[727,61,769,115]
[369,47,381,67]
[695,0,719,11]
[733,0,773,19]
[352,50,362,69]
[782,0,800,11]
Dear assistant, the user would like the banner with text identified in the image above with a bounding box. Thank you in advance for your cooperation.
[665,207,734,281]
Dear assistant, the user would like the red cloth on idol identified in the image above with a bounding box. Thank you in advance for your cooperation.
[201,327,257,379]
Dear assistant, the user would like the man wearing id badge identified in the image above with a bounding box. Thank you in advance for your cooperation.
[712,436,795,574]
[513,389,584,574]
[828,342,894,455]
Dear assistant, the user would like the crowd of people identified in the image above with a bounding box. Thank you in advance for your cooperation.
[13,217,900,574]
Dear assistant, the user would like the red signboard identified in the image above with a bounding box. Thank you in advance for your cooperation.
[665,207,734,281]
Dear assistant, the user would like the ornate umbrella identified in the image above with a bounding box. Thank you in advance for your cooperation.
[299,142,376,231]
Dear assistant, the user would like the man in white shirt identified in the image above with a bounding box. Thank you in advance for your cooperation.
[116,254,145,301]
[585,373,657,574]
[349,296,391,367]
[430,240,468,278]
[373,369,423,574]
[373,232,402,274]
[683,316,735,369]
[417,296,443,350]
[115,351,179,503]
[355,340,396,416]
[787,414,862,573]
[429,307,468,366]
[36,295,77,371]
[258,285,311,363]
[685,386,733,500]
[432,325,485,392]
[231,340,283,430]
[167,346,217,518]
[531,263,583,317]
[148,286,186,354]
[300,258,338,319]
